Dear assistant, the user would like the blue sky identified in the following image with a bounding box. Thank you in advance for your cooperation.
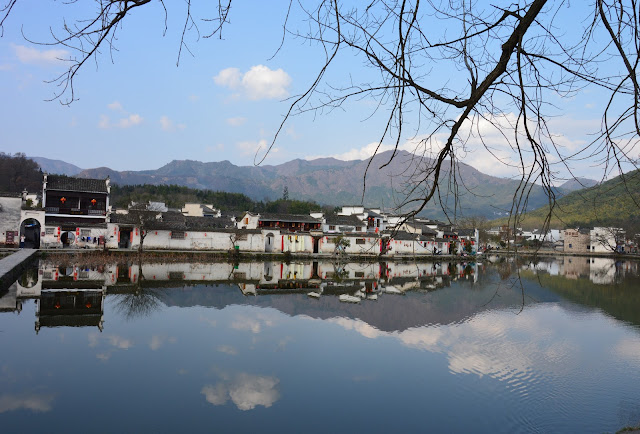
[0,1,636,183]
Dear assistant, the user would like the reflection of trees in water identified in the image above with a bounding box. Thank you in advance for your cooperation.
[19,267,39,288]
[112,288,164,320]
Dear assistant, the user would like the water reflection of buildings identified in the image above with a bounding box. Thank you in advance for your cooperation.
[526,256,639,285]
[28,260,476,295]
[4,256,635,333]
[0,259,480,333]
[10,265,107,333]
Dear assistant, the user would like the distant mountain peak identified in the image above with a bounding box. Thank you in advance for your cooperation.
[559,177,598,192]
[30,156,83,176]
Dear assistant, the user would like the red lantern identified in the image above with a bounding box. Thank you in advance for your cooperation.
[60,197,66,204]
[91,199,97,206]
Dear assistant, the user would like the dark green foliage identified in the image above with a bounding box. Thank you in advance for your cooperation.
[110,183,327,215]
[0,153,42,193]
[111,184,255,211]
[493,169,640,233]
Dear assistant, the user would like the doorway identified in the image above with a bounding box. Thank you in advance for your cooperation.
[60,231,75,248]
[20,218,41,248]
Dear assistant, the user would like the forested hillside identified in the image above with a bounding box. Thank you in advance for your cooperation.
[0,153,42,193]
[498,169,640,233]
[110,184,330,215]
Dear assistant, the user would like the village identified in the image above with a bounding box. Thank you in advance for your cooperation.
[0,174,633,256]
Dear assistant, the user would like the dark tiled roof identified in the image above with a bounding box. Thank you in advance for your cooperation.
[456,229,476,237]
[259,213,321,224]
[200,205,217,214]
[46,175,108,193]
[112,211,235,231]
[325,215,364,226]
[392,231,419,241]
[185,216,232,230]
[422,226,438,236]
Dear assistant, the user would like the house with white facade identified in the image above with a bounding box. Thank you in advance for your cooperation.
[182,203,221,218]
[590,227,625,253]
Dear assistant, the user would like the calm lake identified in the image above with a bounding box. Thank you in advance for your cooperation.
[1,255,639,433]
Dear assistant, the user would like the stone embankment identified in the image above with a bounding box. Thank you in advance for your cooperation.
[0,249,38,289]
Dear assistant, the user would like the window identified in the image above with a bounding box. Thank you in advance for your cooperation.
[356,238,365,245]
[329,225,336,230]
[171,232,185,239]
[355,271,364,278]
[80,229,91,237]
[568,243,572,248]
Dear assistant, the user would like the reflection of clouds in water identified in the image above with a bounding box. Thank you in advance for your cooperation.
[229,309,278,334]
[96,353,111,361]
[328,306,590,383]
[0,393,55,413]
[107,335,134,349]
[199,316,217,327]
[328,317,384,339]
[150,335,177,351]
[276,336,292,352]
[90,332,134,349]
[217,345,238,355]
[614,338,640,364]
[231,317,262,333]
[201,373,280,411]
[89,333,134,360]
[201,383,229,406]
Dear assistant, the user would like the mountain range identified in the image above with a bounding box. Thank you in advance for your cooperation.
[32,152,596,219]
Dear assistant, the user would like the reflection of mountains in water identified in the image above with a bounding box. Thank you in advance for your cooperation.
[156,276,538,333]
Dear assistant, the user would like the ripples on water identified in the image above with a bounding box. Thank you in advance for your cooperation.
[0,256,639,433]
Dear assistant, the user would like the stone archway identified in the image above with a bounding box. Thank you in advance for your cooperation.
[19,218,41,248]
[265,232,275,253]
[60,231,75,248]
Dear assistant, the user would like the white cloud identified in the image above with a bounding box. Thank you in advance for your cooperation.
[118,114,143,128]
[107,101,124,112]
[213,67,242,89]
[285,125,300,140]
[99,102,143,129]
[201,373,280,411]
[12,44,68,67]
[310,141,395,161]
[98,115,111,129]
[160,115,186,132]
[226,117,247,127]
[0,393,55,413]
[236,139,267,156]
[214,65,292,100]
